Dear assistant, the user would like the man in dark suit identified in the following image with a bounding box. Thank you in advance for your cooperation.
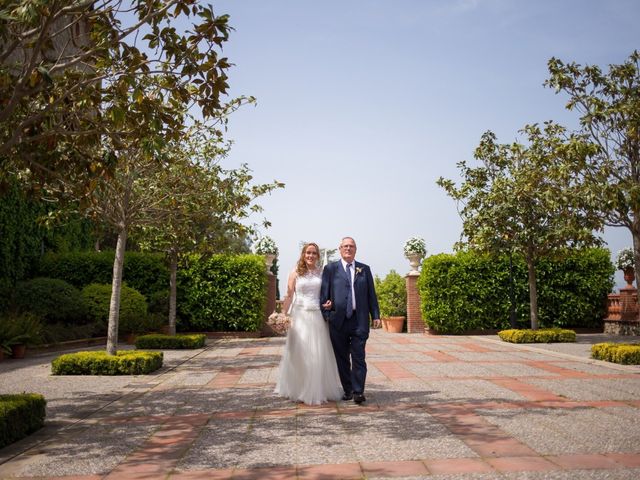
[320,236,380,404]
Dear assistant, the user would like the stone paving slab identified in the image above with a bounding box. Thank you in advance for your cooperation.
[1,331,639,479]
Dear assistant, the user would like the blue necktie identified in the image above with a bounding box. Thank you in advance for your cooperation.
[346,263,353,318]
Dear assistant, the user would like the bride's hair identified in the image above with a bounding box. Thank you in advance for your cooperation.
[296,242,320,275]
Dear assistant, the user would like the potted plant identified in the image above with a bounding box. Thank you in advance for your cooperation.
[616,248,635,286]
[403,236,427,273]
[253,235,279,271]
[375,270,407,333]
[0,312,44,359]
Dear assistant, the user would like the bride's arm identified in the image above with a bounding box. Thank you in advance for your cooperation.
[281,270,297,315]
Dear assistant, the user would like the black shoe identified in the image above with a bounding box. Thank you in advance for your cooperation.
[353,393,366,404]
[342,392,353,401]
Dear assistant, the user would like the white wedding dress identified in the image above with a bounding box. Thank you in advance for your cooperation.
[274,271,342,405]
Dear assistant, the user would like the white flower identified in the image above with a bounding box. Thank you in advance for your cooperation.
[253,235,278,256]
[403,236,427,258]
[616,247,634,271]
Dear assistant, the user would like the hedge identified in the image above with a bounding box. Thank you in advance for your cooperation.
[418,248,614,334]
[0,393,46,449]
[0,176,94,311]
[177,254,267,332]
[591,343,640,365]
[14,277,88,324]
[51,350,163,375]
[81,283,148,334]
[135,334,206,349]
[498,328,576,343]
[37,251,168,298]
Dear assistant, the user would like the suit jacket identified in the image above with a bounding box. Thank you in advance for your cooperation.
[320,260,380,332]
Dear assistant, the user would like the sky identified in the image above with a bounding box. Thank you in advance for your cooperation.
[211,0,640,295]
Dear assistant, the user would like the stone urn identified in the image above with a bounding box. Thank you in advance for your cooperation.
[407,254,423,274]
[264,254,276,273]
[623,267,635,287]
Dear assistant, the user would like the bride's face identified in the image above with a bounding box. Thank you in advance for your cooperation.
[304,246,319,268]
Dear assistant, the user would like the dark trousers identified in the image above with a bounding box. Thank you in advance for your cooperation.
[329,313,367,394]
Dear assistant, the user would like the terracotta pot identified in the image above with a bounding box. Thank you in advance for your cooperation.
[623,267,635,287]
[384,316,405,333]
[11,344,26,359]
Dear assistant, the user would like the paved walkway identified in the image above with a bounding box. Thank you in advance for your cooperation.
[1,331,639,479]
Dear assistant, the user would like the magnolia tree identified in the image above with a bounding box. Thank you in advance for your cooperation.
[138,125,283,336]
[0,0,234,195]
[438,122,604,329]
[546,51,640,292]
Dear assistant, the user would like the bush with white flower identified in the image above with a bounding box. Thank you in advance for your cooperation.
[403,236,427,259]
[616,247,634,271]
[253,236,278,256]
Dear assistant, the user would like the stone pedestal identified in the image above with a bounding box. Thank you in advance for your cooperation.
[604,287,639,335]
[406,273,424,334]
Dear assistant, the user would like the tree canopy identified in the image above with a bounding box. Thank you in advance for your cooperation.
[1,0,233,192]
[438,122,603,328]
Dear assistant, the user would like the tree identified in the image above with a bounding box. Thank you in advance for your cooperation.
[437,122,603,329]
[137,124,284,335]
[546,51,640,285]
[0,0,233,192]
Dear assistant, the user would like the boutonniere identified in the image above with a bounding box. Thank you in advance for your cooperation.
[355,267,363,275]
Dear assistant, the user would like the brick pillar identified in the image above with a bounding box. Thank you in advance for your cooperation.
[619,285,638,321]
[406,272,424,334]
[264,272,277,324]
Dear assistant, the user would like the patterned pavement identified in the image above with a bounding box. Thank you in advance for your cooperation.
[0,331,639,479]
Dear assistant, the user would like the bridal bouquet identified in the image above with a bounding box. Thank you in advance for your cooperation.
[266,312,290,336]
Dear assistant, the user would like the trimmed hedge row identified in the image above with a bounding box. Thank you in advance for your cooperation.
[498,328,576,343]
[37,251,168,298]
[0,393,46,449]
[36,252,268,333]
[135,334,206,349]
[51,350,163,375]
[418,248,614,334]
[177,254,267,332]
[591,343,640,365]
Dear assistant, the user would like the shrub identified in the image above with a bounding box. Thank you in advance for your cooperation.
[0,393,46,449]
[375,270,407,317]
[0,312,45,348]
[591,343,640,365]
[81,283,148,334]
[498,328,576,343]
[13,277,88,324]
[418,248,614,334]
[135,334,206,349]
[37,251,168,298]
[51,350,163,375]
[178,254,266,332]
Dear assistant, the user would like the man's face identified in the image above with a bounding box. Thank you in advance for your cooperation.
[339,238,357,263]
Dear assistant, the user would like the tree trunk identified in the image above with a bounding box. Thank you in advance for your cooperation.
[106,228,128,355]
[168,251,178,336]
[526,255,539,330]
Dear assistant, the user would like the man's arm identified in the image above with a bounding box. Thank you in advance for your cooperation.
[366,265,381,327]
[320,265,332,319]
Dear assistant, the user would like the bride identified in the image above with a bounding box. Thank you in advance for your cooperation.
[274,242,342,405]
